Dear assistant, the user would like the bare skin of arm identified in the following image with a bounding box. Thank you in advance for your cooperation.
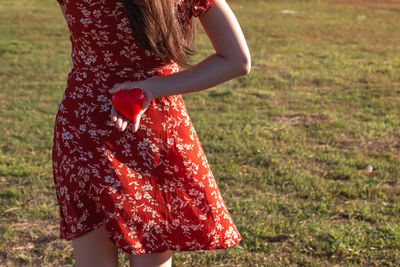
[116,0,252,98]
[109,0,251,132]
[110,0,250,95]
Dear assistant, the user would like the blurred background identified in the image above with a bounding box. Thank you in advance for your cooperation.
[0,0,399,265]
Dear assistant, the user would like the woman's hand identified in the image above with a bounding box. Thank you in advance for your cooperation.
[108,81,155,132]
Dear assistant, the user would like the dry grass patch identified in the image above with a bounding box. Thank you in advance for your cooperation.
[338,133,400,155]
[273,113,331,126]
[0,218,72,266]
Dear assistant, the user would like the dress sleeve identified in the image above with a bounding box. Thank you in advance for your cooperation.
[191,0,217,17]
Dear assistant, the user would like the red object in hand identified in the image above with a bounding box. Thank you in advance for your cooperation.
[112,88,145,121]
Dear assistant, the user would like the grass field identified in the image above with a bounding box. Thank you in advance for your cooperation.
[1,0,399,265]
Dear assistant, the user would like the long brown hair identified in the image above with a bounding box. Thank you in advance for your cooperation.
[121,0,197,68]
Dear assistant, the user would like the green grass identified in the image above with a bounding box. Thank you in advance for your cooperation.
[1,0,399,265]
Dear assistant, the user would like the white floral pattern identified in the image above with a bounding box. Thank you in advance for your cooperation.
[52,0,241,254]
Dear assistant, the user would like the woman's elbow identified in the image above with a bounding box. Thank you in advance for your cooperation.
[242,57,251,75]
[222,52,251,76]
[236,55,251,76]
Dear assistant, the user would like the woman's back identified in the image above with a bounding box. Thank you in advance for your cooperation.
[58,0,207,70]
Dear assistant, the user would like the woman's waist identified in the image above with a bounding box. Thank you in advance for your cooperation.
[63,62,184,106]
[70,62,180,77]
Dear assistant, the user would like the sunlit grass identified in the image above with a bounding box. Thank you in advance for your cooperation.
[1,0,399,265]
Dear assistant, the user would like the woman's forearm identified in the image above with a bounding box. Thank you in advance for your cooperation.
[147,53,250,99]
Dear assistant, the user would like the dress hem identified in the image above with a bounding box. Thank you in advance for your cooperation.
[59,221,242,255]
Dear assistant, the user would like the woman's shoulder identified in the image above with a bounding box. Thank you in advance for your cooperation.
[178,0,217,18]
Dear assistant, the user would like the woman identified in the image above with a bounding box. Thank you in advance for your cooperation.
[52,0,250,266]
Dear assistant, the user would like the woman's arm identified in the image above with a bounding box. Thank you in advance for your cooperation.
[109,0,251,132]
[109,0,251,99]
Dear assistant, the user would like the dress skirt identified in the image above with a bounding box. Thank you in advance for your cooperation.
[52,64,242,254]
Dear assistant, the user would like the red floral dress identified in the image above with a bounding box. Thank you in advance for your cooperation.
[52,0,241,254]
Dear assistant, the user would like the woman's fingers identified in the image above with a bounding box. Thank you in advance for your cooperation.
[116,113,124,128]
[111,105,118,123]
[110,110,143,132]
[121,120,128,131]
[131,114,142,132]
[110,105,130,131]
